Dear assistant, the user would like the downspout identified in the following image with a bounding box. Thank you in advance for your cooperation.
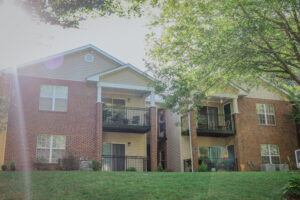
[188,112,194,172]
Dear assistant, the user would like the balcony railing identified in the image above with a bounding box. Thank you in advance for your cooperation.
[103,106,151,133]
[184,158,238,172]
[102,155,147,171]
[197,113,235,137]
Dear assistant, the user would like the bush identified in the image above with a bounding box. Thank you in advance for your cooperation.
[9,161,16,171]
[1,164,7,171]
[198,162,207,172]
[126,167,137,172]
[91,160,101,171]
[157,163,163,172]
[282,177,300,199]
[58,154,76,170]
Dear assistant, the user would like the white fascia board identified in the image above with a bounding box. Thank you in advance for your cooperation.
[100,82,153,91]
[4,44,124,71]
[258,76,290,96]
[228,82,248,96]
[86,64,156,82]
[210,93,238,99]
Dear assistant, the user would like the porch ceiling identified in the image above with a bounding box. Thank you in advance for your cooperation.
[102,87,150,96]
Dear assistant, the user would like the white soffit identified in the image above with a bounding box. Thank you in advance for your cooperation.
[86,64,155,82]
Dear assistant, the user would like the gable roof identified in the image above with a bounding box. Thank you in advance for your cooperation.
[3,44,125,72]
[229,82,248,96]
[86,64,155,82]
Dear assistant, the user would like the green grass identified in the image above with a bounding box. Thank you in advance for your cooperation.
[0,171,299,200]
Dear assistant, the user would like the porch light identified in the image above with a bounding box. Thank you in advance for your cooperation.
[128,142,131,146]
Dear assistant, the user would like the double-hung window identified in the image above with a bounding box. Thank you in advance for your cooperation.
[256,104,275,125]
[39,85,68,112]
[260,144,280,164]
[36,134,66,163]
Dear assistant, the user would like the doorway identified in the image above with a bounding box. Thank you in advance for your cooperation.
[224,104,232,130]
[102,143,125,171]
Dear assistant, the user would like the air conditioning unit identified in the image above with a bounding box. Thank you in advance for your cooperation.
[261,164,289,171]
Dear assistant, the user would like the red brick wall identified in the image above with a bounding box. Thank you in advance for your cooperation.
[150,107,157,171]
[4,76,98,170]
[235,97,299,171]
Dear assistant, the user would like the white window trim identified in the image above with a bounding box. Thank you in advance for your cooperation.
[36,135,66,163]
[260,144,280,164]
[257,104,276,125]
[40,85,68,112]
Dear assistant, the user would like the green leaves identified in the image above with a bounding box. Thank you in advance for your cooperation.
[146,0,300,113]
[17,0,151,28]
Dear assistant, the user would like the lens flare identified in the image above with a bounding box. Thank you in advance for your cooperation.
[44,56,64,70]
[12,68,32,200]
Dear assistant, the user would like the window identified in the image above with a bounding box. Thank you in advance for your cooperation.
[36,135,66,163]
[260,144,280,164]
[102,98,125,107]
[39,85,68,112]
[199,146,228,160]
[256,104,275,125]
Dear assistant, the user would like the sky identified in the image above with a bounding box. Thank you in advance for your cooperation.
[0,1,150,71]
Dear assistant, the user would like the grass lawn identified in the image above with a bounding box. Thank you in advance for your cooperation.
[0,171,299,200]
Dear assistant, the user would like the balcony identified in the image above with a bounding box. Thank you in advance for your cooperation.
[102,155,147,171]
[197,113,235,137]
[103,106,151,133]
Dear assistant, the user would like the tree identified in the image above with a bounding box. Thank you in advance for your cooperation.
[146,0,300,113]
[0,73,10,133]
[16,0,150,27]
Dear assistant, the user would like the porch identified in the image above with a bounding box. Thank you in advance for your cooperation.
[103,106,151,133]
[181,94,239,137]
[102,155,147,172]
[184,145,237,172]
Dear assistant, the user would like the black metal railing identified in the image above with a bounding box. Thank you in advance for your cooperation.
[197,113,235,134]
[102,155,147,171]
[103,106,151,133]
[184,158,238,172]
[200,158,238,171]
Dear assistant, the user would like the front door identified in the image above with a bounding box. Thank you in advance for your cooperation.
[112,144,125,171]
[198,106,218,129]
[102,143,125,171]
[224,104,232,130]
[227,145,235,170]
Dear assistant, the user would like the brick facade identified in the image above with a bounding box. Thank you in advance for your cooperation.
[150,107,158,171]
[184,97,299,172]
[190,110,199,172]
[235,97,299,171]
[4,76,99,170]
[95,102,103,162]
[4,75,159,171]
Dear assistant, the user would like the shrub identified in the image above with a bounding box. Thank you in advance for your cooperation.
[126,167,137,172]
[157,163,163,172]
[9,161,16,171]
[91,160,101,171]
[58,154,76,170]
[1,164,7,171]
[282,177,300,199]
[198,162,207,172]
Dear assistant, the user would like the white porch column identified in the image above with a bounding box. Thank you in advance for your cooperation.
[233,97,239,114]
[150,90,155,107]
[97,82,102,103]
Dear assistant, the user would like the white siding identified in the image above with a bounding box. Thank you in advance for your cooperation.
[18,49,120,81]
